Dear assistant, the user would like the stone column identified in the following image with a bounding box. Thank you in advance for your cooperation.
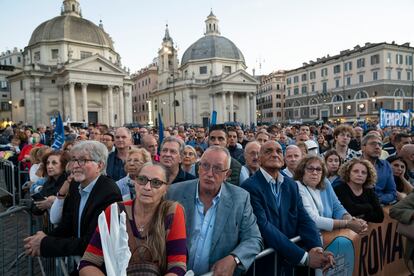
[69,82,76,121]
[229,92,234,122]
[252,93,257,125]
[108,85,114,126]
[34,77,41,126]
[222,92,227,122]
[123,84,132,124]
[118,86,125,126]
[81,83,88,123]
[209,94,214,116]
[246,94,251,126]
[191,94,197,124]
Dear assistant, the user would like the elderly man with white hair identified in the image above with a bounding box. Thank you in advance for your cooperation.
[282,145,303,178]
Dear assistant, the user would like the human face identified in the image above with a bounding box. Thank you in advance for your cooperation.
[134,166,167,207]
[326,155,340,174]
[302,160,323,188]
[362,137,382,159]
[46,155,63,179]
[391,160,406,178]
[143,136,158,157]
[279,134,288,145]
[209,130,227,147]
[182,148,196,166]
[285,147,302,172]
[349,163,368,186]
[114,128,132,150]
[317,134,325,145]
[335,132,352,147]
[397,137,411,152]
[299,126,310,136]
[70,152,102,187]
[246,132,255,141]
[296,133,309,142]
[139,128,148,136]
[237,130,244,141]
[101,135,114,151]
[227,131,238,147]
[125,152,146,176]
[198,150,230,196]
[160,141,181,169]
[259,141,284,171]
[245,143,260,171]
[89,129,101,141]
[256,133,269,145]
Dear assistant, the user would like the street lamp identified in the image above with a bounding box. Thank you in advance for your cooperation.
[8,100,12,122]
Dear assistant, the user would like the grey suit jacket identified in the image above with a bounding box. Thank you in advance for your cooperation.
[167,179,263,273]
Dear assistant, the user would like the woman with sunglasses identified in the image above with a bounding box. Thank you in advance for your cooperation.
[295,156,368,236]
[79,163,187,276]
[334,158,384,223]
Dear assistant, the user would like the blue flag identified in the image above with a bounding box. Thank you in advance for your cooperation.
[158,112,164,153]
[211,110,217,126]
[51,113,65,150]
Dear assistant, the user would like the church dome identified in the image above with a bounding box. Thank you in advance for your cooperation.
[181,35,245,65]
[181,11,245,66]
[28,15,114,49]
[28,0,114,50]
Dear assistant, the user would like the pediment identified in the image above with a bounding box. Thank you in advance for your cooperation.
[221,70,259,84]
[64,54,126,74]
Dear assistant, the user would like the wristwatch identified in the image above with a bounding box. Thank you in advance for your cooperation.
[57,192,67,198]
[230,254,241,266]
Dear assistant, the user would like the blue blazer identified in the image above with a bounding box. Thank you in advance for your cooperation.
[166,179,263,273]
[241,170,321,268]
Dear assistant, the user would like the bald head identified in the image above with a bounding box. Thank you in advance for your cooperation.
[400,144,414,160]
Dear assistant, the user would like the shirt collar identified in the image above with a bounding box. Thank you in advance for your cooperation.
[260,167,284,184]
[195,180,222,205]
[78,175,100,194]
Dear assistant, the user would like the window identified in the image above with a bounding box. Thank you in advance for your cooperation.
[407,71,412,81]
[311,84,315,92]
[51,49,59,59]
[276,94,281,99]
[199,66,207,74]
[335,79,340,88]
[344,62,352,71]
[20,80,23,90]
[276,84,280,90]
[310,71,316,79]
[294,87,299,95]
[396,54,403,65]
[1,102,10,111]
[387,69,391,79]
[0,81,7,89]
[387,52,392,64]
[397,71,402,80]
[406,55,413,65]
[357,58,365,68]
[223,66,231,74]
[287,78,291,85]
[359,74,364,83]
[334,105,342,115]
[321,68,328,77]
[276,102,281,108]
[287,89,291,96]
[34,51,40,61]
[346,77,351,86]
[293,76,299,83]
[371,54,380,65]
[373,71,378,81]
[301,73,307,81]
[333,65,341,74]
[301,86,307,94]
[17,57,21,63]
[322,82,327,93]
[80,51,92,59]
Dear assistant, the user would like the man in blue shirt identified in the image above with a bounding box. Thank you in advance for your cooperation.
[106,127,132,181]
[361,133,397,205]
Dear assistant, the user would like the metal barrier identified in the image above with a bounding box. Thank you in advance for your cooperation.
[0,160,17,206]
[0,205,33,276]
[17,161,29,200]
[201,236,303,276]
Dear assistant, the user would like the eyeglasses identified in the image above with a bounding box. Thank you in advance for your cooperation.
[127,158,145,164]
[135,175,166,189]
[70,159,96,166]
[366,141,383,147]
[199,162,228,174]
[305,166,323,174]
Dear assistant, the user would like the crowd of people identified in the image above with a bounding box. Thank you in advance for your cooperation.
[1,120,414,275]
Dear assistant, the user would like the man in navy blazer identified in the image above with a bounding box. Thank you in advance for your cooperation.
[241,140,334,274]
[167,146,263,276]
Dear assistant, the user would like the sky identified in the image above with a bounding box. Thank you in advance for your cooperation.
[1,0,414,75]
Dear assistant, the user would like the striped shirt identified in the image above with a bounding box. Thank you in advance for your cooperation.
[79,200,187,275]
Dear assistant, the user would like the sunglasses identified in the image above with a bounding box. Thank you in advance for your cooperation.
[135,175,166,189]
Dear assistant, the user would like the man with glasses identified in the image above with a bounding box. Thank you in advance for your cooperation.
[239,141,261,185]
[361,133,397,205]
[167,146,263,275]
[160,136,195,184]
[24,141,122,265]
[241,141,332,275]
[106,127,133,181]
[88,127,102,141]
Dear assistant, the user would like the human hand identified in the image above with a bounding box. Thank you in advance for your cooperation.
[34,196,55,210]
[24,231,46,256]
[347,218,368,234]
[59,175,73,196]
[322,251,336,272]
[308,247,326,269]
[211,255,237,276]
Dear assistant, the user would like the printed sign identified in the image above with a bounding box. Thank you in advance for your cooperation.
[379,109,411,128]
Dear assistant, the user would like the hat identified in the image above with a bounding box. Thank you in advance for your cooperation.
[304,140,319,156]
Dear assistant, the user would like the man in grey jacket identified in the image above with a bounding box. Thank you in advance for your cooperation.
[167,146,263,275]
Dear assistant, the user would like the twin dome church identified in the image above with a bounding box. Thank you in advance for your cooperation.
[10,0,257,127]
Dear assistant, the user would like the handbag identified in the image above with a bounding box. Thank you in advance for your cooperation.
[396,221,414,241]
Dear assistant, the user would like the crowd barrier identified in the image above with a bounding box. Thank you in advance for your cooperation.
[0,159,17,206]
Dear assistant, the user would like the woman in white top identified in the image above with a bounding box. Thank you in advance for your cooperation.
[294,155,367,234]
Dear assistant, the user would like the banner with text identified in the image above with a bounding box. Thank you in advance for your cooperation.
[379,109,412,128]
[322,207,410,276]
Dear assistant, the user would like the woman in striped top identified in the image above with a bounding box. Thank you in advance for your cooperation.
[79,163,187,276]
